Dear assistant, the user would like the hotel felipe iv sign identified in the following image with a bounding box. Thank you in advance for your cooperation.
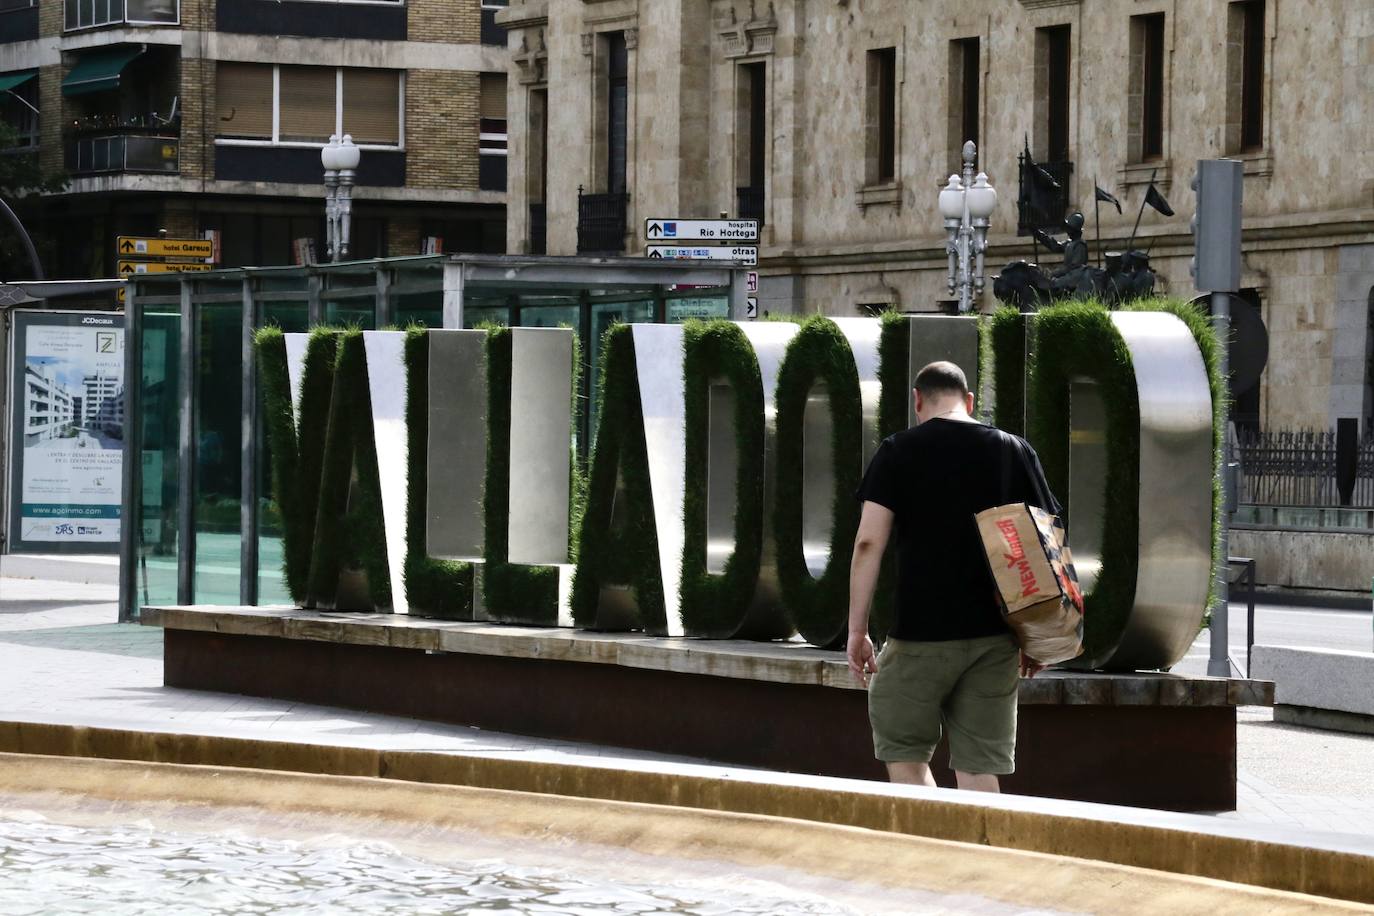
[255,307,1218,672]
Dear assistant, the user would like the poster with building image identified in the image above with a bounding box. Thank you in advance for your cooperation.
[6,310,124,553]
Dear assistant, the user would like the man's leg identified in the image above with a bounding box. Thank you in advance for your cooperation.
[887,761,937,787]
[954,771,1000,792]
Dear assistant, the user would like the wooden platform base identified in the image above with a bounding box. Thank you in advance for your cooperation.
[144,607,1274,812]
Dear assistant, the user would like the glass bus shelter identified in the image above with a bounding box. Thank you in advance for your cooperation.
[118,254,749,621]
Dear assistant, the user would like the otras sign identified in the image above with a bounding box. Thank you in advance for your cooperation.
[255,304,1218,671]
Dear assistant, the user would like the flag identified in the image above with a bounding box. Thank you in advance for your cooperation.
[1021,137,1063,229]
[1095,184,1122,214]
[1144,183,1174,217]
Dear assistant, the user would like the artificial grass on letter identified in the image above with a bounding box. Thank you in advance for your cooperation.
[773,315,864,648]
[255,326,340,606]
[678,319,768,638]
[569,323,667,633]
[402,327,474,619]
[991,307,1027,437]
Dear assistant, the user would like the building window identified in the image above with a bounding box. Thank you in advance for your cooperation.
[65,0,178,31]
[736,61,765,223]
[1227,0,1265,152]
[947,37,979,174]
[866,47,896,185]
[479,72,507,192]
[605,31,628,195]
[528,87,547,254]
[1035,24,1071,163]
[1129,14,1165,162]
[215,63,402,148]
[480,0,509,46]
[1,76,38,149]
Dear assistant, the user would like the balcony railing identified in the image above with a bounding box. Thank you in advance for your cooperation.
[529,202,546,256]
[67,132,179,175]
[65,0,176,29]
[576,188,628,254]
[1016,156,1074,236]
[737,185,765,225]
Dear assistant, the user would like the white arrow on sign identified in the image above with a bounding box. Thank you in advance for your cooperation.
[645,245,757,267]
[645,219,759,243]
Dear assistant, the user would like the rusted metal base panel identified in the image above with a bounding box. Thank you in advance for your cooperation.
[165,630,1236,811]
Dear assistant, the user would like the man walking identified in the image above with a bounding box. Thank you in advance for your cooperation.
[846,361,1059,792]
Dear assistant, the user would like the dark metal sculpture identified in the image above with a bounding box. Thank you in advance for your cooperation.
[994,210,1157,312]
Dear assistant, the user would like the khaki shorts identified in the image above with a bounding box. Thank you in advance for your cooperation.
[867,633,1019,776]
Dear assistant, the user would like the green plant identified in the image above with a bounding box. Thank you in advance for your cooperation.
[254,325,340,605]
[481,327,584,624]
[569,323,668,632]
[402,327,475,619]
[876,311,911,439]
[1027,301,1140,667]
[306,328,391,609]
[773,315,864,648]
[678,319,769,638]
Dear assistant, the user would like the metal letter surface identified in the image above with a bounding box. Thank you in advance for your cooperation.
[363,331,411,614]
[1098,311,1215,670]
[426,330,488,565]
[633,324,689,637]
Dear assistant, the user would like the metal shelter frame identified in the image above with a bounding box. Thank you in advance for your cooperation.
[118,254,750,621]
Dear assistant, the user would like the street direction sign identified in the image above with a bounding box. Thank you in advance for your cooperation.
[746,297,758,319]
[645,219,758,243]
[746,270,758,293]
[117,236,215,260]
[646,245,757,266]
[118,260,212,274]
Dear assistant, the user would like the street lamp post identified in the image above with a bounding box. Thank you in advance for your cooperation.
[321,134,360,262]
[939,140,998,314]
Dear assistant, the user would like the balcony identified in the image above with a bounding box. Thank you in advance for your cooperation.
[737,185,765,225]
[67,131,178,175]
[576,189,628,255]
[65,0,177,29]
[1016,156,1074,236]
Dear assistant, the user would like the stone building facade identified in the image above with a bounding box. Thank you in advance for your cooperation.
[498,0,1374,431]
[0,0,510,278]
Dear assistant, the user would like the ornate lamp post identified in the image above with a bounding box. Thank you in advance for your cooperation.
[939,140,998,313]
[321,134,360,262]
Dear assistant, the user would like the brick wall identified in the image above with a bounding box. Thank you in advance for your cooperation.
[37,66,62,175]
[38,0,59,36]
[409,0,479,43]
[180,0,215,32]
[405,69,479,191]
[387,217,421,256]
[178,57,214,181]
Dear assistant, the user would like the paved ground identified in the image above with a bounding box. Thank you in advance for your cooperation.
[3,568,1374,841]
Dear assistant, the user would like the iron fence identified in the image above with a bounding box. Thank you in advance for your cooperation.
[1235,427,1374,508]
[737,185,765,224]
[576,188,628,254]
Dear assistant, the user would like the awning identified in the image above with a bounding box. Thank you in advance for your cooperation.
[0,70,37,93]
[62,45,144,97]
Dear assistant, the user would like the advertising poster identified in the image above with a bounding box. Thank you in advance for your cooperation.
[6,311,124,553]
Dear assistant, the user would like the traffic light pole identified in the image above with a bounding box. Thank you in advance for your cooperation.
[1192,158,1244,679]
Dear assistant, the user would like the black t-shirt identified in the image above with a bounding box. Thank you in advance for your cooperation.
[855,418,1061,642]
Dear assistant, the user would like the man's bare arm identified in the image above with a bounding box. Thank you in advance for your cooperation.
[846,501,894,686]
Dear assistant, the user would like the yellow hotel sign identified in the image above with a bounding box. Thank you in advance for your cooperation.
[117,236,215,259]
[118,260,213,275]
